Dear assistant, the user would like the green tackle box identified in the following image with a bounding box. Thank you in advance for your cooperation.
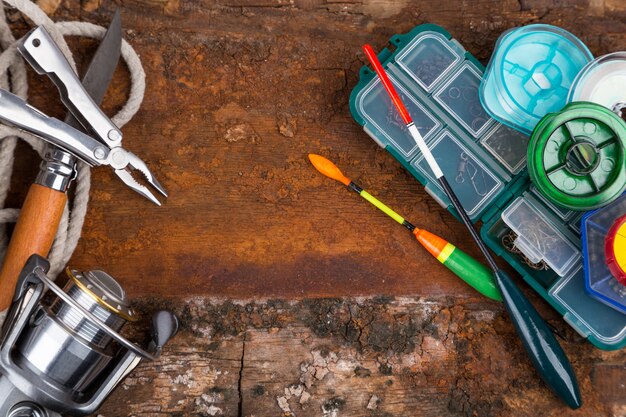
[349,23,626,350]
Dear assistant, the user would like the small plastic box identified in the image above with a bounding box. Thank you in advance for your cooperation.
[434,64,495,138]
[480,124,529,174]
[396,31,463,91]
[582,194,626,314]
[501,195,580,277]
[551,267,626,344]
[350,24,626,350]
[358,75,441,158]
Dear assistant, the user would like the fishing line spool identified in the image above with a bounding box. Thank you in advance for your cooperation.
[567,52,626,120]
[527,102,626,211]
[479,24,593,135]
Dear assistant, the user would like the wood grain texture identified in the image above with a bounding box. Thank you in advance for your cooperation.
[2,0,625,415]
[0,184,66,310]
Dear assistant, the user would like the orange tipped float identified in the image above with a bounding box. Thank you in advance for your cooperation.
[308,154,351,186]
[308,153,501,301]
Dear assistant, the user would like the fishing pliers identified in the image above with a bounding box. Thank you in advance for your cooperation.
[0,26,166,205]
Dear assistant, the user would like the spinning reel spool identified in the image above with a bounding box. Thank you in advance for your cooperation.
[0,255,178,417]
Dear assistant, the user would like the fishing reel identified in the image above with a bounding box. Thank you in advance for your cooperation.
[0,255,178,417]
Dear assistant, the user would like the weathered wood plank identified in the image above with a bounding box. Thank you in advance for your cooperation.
[94,297,626,416]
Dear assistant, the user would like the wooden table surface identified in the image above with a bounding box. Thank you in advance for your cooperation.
[5,0,626,415]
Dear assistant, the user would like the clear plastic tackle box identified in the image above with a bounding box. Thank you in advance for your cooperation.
[349,24,626,350]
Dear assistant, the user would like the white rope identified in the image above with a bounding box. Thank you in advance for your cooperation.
[0,1,146,289]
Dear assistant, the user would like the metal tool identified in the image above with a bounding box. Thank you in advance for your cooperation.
[3,25,166,204]
[0,12,165,311]
[308,154,502,301]
[0,255,178,416]
[40,9,123,195]
[363,44,581,409]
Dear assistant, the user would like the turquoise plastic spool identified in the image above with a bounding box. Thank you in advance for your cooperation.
[480,24,593,135]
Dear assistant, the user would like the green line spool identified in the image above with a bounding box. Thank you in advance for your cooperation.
[528,102,626,211]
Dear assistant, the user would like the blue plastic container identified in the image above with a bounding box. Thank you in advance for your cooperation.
[480,24,593,135]
[582,194,626,314]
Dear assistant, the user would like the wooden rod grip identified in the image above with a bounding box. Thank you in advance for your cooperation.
[0,184,67,311]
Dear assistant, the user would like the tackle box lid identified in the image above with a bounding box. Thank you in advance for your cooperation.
[350,24,519,223]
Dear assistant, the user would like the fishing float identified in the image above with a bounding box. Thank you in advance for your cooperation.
[308,154,502,301]
[361,44,580,408]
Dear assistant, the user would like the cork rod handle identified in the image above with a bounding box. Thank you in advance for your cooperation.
[0,184,66,310]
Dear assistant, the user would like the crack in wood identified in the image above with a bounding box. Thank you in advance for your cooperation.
[238,330,247,417]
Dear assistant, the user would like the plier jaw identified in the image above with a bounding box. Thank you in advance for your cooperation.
[111,149,168,206]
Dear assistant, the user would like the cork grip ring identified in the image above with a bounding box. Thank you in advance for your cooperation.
[528,102,626,211]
